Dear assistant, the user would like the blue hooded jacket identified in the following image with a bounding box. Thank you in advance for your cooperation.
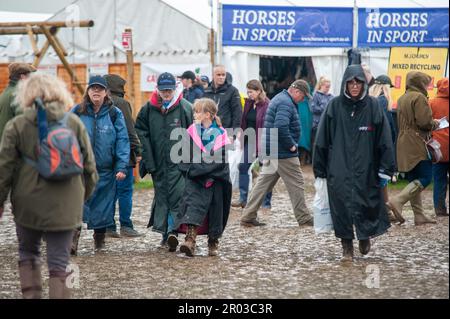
[71,103,129,173]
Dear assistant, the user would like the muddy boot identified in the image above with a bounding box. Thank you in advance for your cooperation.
[208,238,219,257]
[387,180,424,225]
[48,270,71,299]
[180,225,197,257]
[435,207,449,217]
[93,233,106,251]
[411,192,437,225]
[167,233,179,252]
[70,228,81,256]
[231,201,246,208]
[341,239,354,262]
[18,260,42,299]
[359,239,371,255]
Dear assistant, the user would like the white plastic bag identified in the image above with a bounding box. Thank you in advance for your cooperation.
[228,140,242,191]
[313,178,334,234]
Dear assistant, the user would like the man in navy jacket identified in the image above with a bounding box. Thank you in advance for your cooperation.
[241,80,314,227]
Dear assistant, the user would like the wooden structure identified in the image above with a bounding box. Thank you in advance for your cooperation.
[0,20,94,95]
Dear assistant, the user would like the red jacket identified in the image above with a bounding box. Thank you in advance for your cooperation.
[430,78,449,162]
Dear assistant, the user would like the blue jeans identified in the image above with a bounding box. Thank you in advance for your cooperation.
[406,160,433,188]
[109,167,134,230]
[432,162,449,209]
[238,142,272,207]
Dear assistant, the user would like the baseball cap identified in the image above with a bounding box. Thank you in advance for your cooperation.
[290,80,312,99]
[157,72,176,91]
[88,75,108,89]
[200,75,209,83]
[374,75,394,88]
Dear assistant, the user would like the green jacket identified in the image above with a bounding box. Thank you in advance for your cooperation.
[135,96,192,233]
[0,81,20,141]
[396,72,438,172]
[0,102,99,231]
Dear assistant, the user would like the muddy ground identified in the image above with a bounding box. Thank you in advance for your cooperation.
[0,166,448,299]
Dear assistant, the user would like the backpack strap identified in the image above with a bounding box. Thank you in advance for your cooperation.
[109,106,117,124]
[34,98,48,142]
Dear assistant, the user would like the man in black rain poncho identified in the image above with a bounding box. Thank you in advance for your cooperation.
[313,64,396,262]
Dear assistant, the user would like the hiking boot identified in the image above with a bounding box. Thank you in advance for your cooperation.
[240,219,266,227]
[435,207,449,217]
[208,238,219,257]
[105,229,121,238]
[167,233,179,252]
[359,239,371,255]
[180,225,197,257]
[341,239,354,262]
[298,218,314,227]
[120,226,143,238]
[70,228,81,256]
[18,260,42,299]
[231,201,246,208]
[93,233,105,251]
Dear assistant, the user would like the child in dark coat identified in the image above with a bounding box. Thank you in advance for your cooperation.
[176,98,232,257]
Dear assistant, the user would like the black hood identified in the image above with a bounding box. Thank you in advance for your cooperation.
[104,74,126,97]
[341,64,368,102]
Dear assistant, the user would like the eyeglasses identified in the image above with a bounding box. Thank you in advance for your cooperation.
[348,80,363,87]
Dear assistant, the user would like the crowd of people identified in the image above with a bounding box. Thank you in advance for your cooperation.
[0,60,448,298]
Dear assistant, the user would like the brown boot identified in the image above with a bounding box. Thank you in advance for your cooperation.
[180,225,197,257]
[71,228,81,256]
[18,260,42,299]
[435,207,449,217]
[208,238,219,257]
[93,233,105,251]
[341,239,354,262]
[49,270,71,299]
[387,180,423,225]
[411,192,437,225]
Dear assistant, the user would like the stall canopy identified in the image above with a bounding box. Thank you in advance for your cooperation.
[221,0,448,95]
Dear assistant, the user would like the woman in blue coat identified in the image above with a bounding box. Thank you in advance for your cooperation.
[71,76,130,252]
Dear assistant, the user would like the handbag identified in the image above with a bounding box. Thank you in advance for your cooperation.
[417,133,442,163]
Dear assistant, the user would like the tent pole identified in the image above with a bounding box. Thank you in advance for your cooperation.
[217,0,223,65]
[352,0,358,48]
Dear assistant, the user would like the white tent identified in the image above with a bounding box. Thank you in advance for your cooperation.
[0,0,212,74]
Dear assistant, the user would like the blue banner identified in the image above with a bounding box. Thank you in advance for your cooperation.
[358,8,449,47]
[222,5,353,47]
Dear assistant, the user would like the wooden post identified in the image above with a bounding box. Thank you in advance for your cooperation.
[209,29,215,69]
[40,26,84,96]
[33,39,51,67]
[123,28,136,116]
[0,20,94,28]
[26,25,39,56]
[122,28,139,181]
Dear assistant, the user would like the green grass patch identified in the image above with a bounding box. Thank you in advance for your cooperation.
[134,179,154,190]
